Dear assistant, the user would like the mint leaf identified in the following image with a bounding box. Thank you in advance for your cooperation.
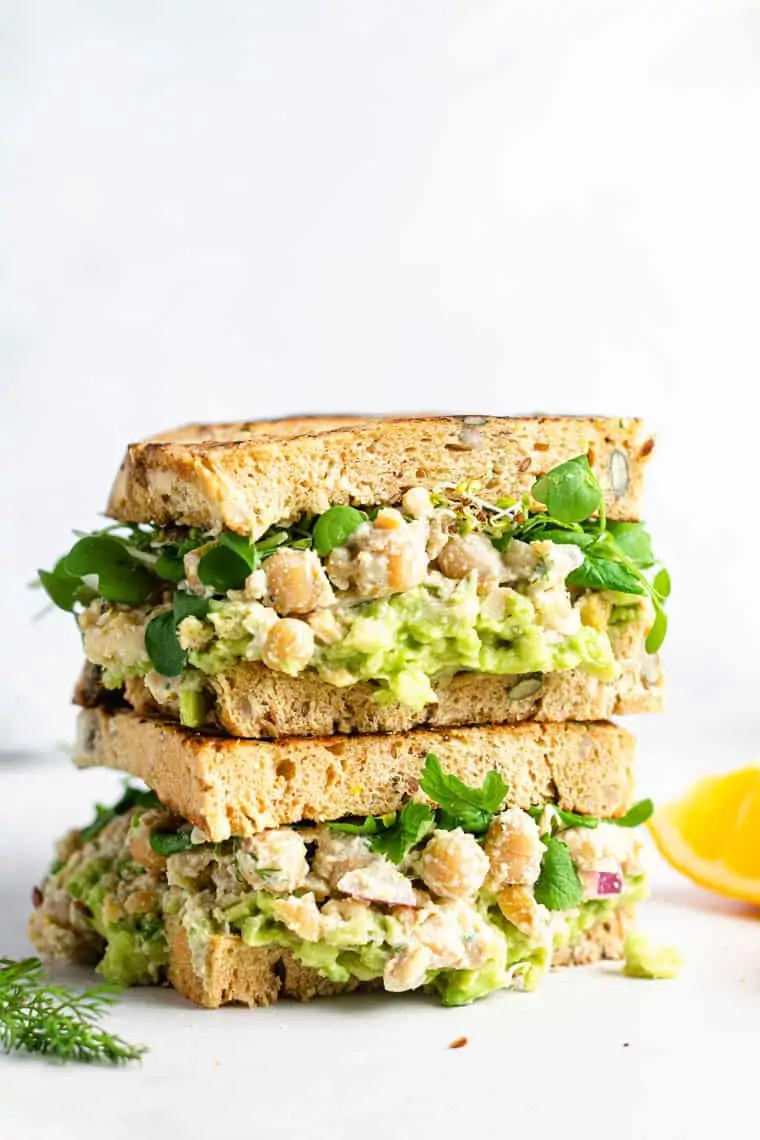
[370,802,436,863]
[611,799,654,828]
[418,754,508,834]
[533,837,584,910]
[531,455,602,525]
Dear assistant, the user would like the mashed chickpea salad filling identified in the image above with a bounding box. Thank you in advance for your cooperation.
[39,456,669,727]
[32,755,652,1006]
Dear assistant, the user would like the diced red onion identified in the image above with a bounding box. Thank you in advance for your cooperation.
[595,871,623,896]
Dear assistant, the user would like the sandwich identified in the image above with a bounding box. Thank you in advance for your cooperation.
[31,715,649,1007]
[30,414,665,1009]
[39,415,665,738]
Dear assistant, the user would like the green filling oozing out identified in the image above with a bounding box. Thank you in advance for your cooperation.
[61,845,647,1003]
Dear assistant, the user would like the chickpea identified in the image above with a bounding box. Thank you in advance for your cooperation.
[495,885,547,937]
[484,808,543,889]
[123,890,159,916]
[265,549,335,615]
[387,545,427,592]
[401,486,434,519]
[437,533,503,583]
[261,618,315,675]
[418,829,489,900]
[129,808,176,873]
[373,507,405,531]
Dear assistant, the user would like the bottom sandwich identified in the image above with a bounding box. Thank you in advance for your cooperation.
[30,750,649,1009]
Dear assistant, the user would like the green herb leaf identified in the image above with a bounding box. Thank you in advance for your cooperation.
[531,456,603,525]
[79,786,160,844]
[37,558,86,612]
[605,522,655,567]
[197,544,250,592]
[328,813,397,836]
[172,592,211,623]
[149,830,194,856]
[645,606,667,654]
[312,506,367,557]
[528,805,599,830]
[370,802,436,863]
[566,556,646,595]
[154,549,187,582]
[653,567,671,599]
[533,836,584,910]
[220,532,258,570]
[255,530,290,556]
[611,799,654,828]
[0,957,146,1064]
[144,610,186,677]
[418,753,508,834]
[64,535,153,605]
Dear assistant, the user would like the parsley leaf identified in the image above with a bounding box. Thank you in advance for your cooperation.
[528,805,599,831]
[369,802,436,863]
[149,830,194,856]
[611,799,654,828]
[328,813,397,836]
[418,753,508,834]
[79,786,159,843]
[533,836,584,910]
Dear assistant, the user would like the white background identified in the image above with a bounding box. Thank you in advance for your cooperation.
[1,4,759,1136]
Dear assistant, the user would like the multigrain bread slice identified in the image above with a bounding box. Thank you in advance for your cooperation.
[29,907,632,1009]
[74,707,635,841]
[106,415,654,537]
[98,653,660,738]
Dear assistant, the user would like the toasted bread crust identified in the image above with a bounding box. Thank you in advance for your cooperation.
[74,707,635,841]
[107,415,654,537]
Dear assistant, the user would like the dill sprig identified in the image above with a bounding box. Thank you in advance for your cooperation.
[0,957,146,1064]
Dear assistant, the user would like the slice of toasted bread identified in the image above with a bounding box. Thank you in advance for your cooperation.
[74,707,635,841]
[106,415,654,537]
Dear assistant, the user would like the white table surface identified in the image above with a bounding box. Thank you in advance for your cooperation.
[1,742,758,1140]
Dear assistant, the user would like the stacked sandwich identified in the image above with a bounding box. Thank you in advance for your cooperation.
[30,415,667,1008]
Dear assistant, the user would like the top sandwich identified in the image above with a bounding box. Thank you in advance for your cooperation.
[39,415,668,738]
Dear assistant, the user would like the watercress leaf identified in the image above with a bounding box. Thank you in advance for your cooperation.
[605,522,655,567]
[197,544,250,592]
[645,606,668,654]
[220,531,258,571]
[312,506,367,557]
[533,836,584,910]
[64,534,153,604]
[97,562,153,605]
[566,556,646,595]
[611,798,654,828]
[418,753,508,833]
[370,802,436,863]
[531,528,596,548]
[145,610,187,677]
[38,558,82,612]
[149,830,194,856]
[173,592,211,623]
[64,535,128,576]
[328,814,397,836]
[115,788,161,813]
[531,456,602,525]
[154,549,187,582]
[653,567,671,599]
